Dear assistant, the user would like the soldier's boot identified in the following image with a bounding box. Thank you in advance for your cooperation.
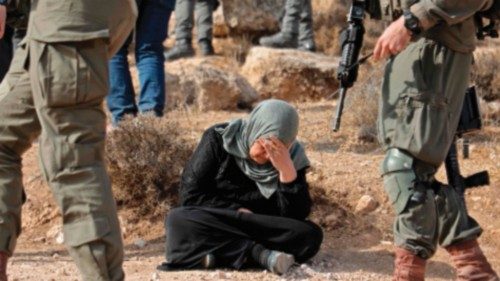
[164,39,195,61]
[259,32,298,49]
[445,239,499,281]
[298,39,316,52]
[0,252,8,281]
[198,39,215,56]
[393,247,426,281]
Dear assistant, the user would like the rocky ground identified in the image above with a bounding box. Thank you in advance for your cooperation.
[8,101,500,281]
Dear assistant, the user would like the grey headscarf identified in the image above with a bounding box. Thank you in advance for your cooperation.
[216,99,310,199]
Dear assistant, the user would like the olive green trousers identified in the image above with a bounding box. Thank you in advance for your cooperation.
[378,38,482,259]
[0,39,124,280]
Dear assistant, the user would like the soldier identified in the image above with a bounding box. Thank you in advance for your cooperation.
[373,0,499,280]
[259,0,316,52]
[164,0,217,61]
[0,0,136,280]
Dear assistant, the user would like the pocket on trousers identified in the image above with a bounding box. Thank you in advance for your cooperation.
[38,42,108,108]
[64,216,111,247]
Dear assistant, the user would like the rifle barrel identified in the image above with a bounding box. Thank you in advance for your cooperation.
[332,87,348,132]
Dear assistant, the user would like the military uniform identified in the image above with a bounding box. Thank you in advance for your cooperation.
[164,0,217,61]
[0,0,136,280]
[259,0,316,52]
[377,0,499,280]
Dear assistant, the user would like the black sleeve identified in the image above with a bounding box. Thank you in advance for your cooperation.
[179,128,242,210]
[275,168,312,220]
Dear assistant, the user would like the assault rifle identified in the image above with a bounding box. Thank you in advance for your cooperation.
[444,87,489,209]
[332,0,370,132]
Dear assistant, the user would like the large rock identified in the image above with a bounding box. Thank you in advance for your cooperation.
[165,57,258,111]
[220,0,285,34]
[241,47,339,101]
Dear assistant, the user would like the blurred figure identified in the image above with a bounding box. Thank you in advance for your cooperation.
[259,0,316,52]
[107,0,175,126]
[164,0,217,61]
[0,0,27,82]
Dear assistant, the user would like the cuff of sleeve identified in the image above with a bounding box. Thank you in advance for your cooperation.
[0,0,8,6]
[410,3,438,31]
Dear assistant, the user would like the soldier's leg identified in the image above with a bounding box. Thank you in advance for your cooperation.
[435,187,499,280]
[194,0,215,55]
[29,39,124,281]
[381,148,440,280]
[259,0,304,48]
[0,44,41,279]
[165,0,195,61]
[298,0,316,52]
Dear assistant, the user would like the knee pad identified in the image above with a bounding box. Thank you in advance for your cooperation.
[381,148,428,214]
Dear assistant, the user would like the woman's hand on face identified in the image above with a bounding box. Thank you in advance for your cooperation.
[262,137,297,183]
[237,208,253,214]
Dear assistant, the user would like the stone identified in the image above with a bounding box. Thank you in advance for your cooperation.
[165,56,258,111]
[241,47,339,101]
[134,239,147,249]
[355,195,379,215]
[46,225,64,244]
[219,0,285,34]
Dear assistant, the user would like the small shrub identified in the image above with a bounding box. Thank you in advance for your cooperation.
[341,64,383,141]
[106,116,195,217]
[471,48,500,102]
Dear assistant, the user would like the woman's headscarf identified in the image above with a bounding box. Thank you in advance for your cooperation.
[215,99,310,199]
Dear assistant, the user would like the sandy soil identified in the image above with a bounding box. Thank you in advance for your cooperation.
[8,101,500,280]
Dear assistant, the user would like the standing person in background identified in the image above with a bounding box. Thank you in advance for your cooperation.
[259,0,316,52]
[0,0,136,280]
[0,0,28,82]
[107,0,175,126]
[164,0,217,61]
[373,0,499,280]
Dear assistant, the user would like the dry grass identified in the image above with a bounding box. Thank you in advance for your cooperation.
[340,63,384,142]
[106,116,195,218]
[472,48,500,102]
[312,0,384,56]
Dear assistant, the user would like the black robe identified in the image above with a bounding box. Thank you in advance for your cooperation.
[163,124,323,270]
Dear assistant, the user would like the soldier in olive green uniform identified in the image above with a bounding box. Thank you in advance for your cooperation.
[0,0,137,280]
[373,0,499,280]
[259,0,316,52]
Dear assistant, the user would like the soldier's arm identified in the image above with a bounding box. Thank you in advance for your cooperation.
[410,0,494,31]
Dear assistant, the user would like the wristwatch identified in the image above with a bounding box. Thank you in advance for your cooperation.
[403,10,422,37]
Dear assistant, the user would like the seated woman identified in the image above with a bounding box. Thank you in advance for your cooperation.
[158,99,323,275]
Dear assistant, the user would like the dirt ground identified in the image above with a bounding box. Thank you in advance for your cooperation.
[9,101,500,280]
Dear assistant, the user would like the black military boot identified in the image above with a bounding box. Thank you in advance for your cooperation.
[259,31,298,49]
[198,39,215,56]
[298,39,316,52]
[164,38,195,61]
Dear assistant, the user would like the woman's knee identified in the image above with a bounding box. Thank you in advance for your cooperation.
[294,221,323,262]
